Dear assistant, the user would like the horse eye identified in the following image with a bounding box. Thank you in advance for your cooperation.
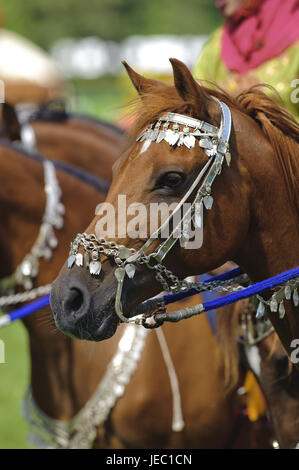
[157,172,185,189]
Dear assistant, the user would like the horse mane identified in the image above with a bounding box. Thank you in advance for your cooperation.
[129,82,299,214]
[215,300,243,392]
[236,85,299,214]
[0,138,110,195]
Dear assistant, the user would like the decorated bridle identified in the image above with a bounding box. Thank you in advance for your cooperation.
[68,98,233,323]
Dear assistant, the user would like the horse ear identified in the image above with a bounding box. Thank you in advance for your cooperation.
[122,61,167,95]
[169,58,211,119]
[2,102,21,141]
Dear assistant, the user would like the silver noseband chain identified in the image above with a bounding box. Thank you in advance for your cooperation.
[14,160,65,290]
[68,99,232,323]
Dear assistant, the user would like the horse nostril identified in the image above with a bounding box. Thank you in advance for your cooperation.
[64,287,84,320]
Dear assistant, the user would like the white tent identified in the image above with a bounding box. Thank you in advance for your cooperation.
[0,29,63,87]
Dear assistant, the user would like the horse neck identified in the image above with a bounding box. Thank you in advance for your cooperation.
[31,118,123,182]
[0,147,45,276]
[28,320,124,420]
[236,192,299,281]
[234,139,299,353]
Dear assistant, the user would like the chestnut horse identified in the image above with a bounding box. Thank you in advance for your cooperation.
[1,101,124,183]
[0,142,266,448]
[50,59,299,364]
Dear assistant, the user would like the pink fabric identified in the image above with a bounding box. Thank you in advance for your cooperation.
[221,0,299,74]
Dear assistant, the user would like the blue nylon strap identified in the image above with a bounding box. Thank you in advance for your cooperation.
[1,266,298,328]
[7,294,50,323]
[201,266,299,313]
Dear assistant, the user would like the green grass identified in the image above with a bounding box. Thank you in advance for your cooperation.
[0,321,35,449]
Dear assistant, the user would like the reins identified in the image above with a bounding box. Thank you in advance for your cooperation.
[1,266,298,329]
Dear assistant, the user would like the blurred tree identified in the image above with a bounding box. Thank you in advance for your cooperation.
[2,0,222,49]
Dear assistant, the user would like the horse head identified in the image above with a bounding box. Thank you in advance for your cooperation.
[50,59,299,358]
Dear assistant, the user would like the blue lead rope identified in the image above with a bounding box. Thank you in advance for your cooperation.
[153,266,299,325]
[0,294,50,328]
[0,266,298,328]
[200,266,299,312]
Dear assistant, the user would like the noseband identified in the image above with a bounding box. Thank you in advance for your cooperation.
[68,98,233,322]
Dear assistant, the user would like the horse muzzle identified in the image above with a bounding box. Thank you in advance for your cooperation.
[49,262,119,341]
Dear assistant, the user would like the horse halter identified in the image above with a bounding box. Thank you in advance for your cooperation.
[68,98,232,323]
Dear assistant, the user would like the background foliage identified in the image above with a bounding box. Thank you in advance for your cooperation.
[2,0,222,49]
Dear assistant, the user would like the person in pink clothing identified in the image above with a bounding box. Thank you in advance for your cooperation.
[193,0,299,119]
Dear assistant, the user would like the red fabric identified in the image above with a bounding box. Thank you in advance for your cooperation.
[221,0,299,74]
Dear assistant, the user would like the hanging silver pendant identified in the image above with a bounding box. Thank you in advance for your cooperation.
[279,301,286,319]
[75,253,83,267]
[125,263,136,279]
[151,125,160,141]
[203,195,213,210]
[183,134,196,149]
[142,129,152,142]
[89,260,102,276]
[285,285,292,300]
[119,246,132,260]
[225,152,231,166]
[67,254,76,269]
[256,301,265,319]
[156,130,166,143]
[270,297,278,312]
[115,267,126,282]
[293,288,299,307]
[165,129,180,146]
[141,139,152,153]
